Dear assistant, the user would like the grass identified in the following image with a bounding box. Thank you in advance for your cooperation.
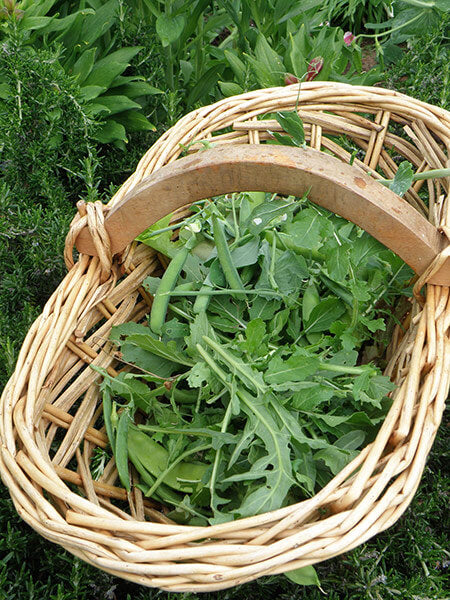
[0,10,449,600]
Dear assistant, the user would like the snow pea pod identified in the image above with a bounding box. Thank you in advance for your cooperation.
[115,410,131,492]
[212,214,245,299]
[264,230,324,262]
[127,426,208,493]
[150,235,197,335]
[319,272,353,306]
[128,442,183,505]
[193,282,213,314]
[164,386,198,404]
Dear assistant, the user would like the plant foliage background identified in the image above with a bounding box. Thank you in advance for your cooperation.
[0,1,448,598]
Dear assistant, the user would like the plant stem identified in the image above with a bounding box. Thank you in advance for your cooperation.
[355,11,423,41]
[317,361,373,375]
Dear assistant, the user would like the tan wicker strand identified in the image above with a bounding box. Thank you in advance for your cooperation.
[1,82,449,592]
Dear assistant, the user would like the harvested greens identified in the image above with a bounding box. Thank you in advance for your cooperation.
[96,190,412,525]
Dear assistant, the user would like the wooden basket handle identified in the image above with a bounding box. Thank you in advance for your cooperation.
[75,145,450,286]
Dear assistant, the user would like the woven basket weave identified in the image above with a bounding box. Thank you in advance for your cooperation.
[1,82,449,592]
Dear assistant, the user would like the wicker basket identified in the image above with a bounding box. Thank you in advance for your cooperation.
[1,82,449,592]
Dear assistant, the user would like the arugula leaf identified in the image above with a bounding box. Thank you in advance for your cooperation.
[304,298,346,334]
[265,349,320,385]
[125,334,194,367]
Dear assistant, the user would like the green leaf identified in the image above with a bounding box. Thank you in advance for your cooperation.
[40,8,95,34]
[187,362,211,388]
[305,298,346,334]
[111,81,163,98]
[248,297,282,321]
[275,111,306,147]
[224,50,247,85]
[269,131,300,147]
[95,95,142,115]
[19,16,57,31]
[274,251,308,294]
[326,243,350,281]
[314,447,353,475]
[389,161,414,197]
[284,209,323,251]
[265,349,319,385]
[230,238,260,268]
[187,65,223,106]
[114,111,156,133]
[247,199,296,235]
[254,33,285,85]
[138,214,181,257]
[350,234,383,268]
[84,47,142,89]
[335,430,366,451]
[285,565,320,586]
[434,0,450,10]
[93,120,127,144]
[72,48,97,84]
[245,54,278,88]
[243,318,266,354]
[109,322,150,344]
[292,384,335,411]
[156,14,186,47]
[79,85,106,101]
[100,372,155,413]
[22,0,57,18]
[125,334,194,367]
[218,81,243,97]
[80,0,119,46]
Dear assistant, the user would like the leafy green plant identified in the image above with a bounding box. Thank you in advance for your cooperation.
[0,0,163,147]
[97,188,411,527]
[365,0,448,39]
[113,0,381,112]
[384,11,449,108]
[0,28,96,202]
[325,0,394,34]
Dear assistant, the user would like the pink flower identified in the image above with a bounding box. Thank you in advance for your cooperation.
[306,57,323,82]
[284,73,299,86]
[344,31,355,46]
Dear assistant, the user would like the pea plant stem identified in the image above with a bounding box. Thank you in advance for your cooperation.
[355,11,423,41]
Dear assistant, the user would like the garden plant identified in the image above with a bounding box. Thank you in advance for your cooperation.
[0,1,449,598]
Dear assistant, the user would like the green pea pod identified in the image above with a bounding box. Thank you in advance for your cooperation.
[193,282,213,314]
[174,281,196,292]
[212,215,245,299]
[127,426,208,493]
[264,230,324,262]
[129,444,183,505]
[319,272,353,306]
[302,282,320,323]
[150,235,197,335]
[164,386,198,404]
[115,410,131,492]
[102,388,115,450]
